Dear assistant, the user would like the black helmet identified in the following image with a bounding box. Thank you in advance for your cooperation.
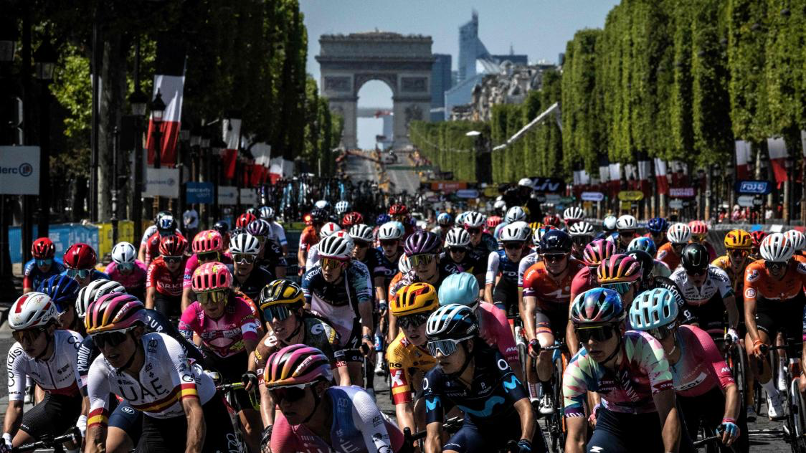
[246,207,260,217]
[681,243,709,273]
[627,250,654,281]
[310,208,327,223]
[213,221,229,234]
[539,230,572,254]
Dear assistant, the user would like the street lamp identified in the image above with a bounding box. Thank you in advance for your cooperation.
[129,87,148,116]
[0,17,17,63]
[33,37,57,81]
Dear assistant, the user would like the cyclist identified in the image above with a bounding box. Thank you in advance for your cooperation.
[298,207,327,274]
[301,234,374,386]
[627,237,671,278]
[3,293,83,453]
[601,215,618,237]
[83,293,233,452]
[180,261,262,450]
[62,243,109,288]
[750,230,767,257]
[630,288,747,450]
[23,237,65,294]
[106,242,147,300]
[236,211,258,230]
[341,211,364,229]
[181,229,231,311]
[247,219,288,279]
[335,200,351,217]
[259,206,289,255]
[213,220,231,254]
[378,221,404,281]
[646,217,670,249]
[614,214,638,253]
[389,203,416,239]
[440,227,485,287]
[137,211,180,263]
[423,304,545,453]
[564,288,680,452]
[516,226,547,318]
[304,221,342,272]
[657,222,691,272]
[689,220,717,262]
[464,211,498,257]
[569,239,617,309]
[562,206,585,229]
[142,214,185,267]
[568,221,595,261]
[486,215,503,238]
[229,232,275,311]
[785,229,806,262]
[486,221,531,319]
[712,229,754,331]
[744,233,806,420]
[671,243,739,335]
[146,235,188,318]
[435,212,453,240]
[37,274,82,334]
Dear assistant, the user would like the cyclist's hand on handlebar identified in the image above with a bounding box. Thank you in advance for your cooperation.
[361,335,374,356]
[260,425,273,453]
[752,339,768,358]
[726,329,739,345]
[718,420,739,446]
[242,371,259,392]
[1,433,12,453]
[528,339,540,358]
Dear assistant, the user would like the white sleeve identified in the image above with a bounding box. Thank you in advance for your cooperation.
[86,357,112,419]
[275,224,288,246]
[306,247,319,271]
[6,344,28,401]
[486,252,499,285]
[713,268,733,297]
[69,332,84,392]
[140,226,155,245]
[351,388,394,453]
[518,255,532,287]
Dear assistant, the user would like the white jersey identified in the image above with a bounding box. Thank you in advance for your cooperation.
[87,333,215,423]
[268,221,287,247]
[518,251,540,288]
[306,245,321,271]
[670,265,733,307]
[7,329,83,401]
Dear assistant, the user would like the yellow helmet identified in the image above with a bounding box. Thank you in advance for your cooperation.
[258,279,305,311]
[529,222,543,232]
[724,229,752,250]
[391,282,439,317]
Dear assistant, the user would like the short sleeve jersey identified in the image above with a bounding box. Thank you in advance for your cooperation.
[670,325,735,397]
[656,243,682,272]
[23,258,66,290]
[178,294,260,358]
[254,316,340,384]
[486,249,521,287]
[301,261,373,342]
[522,258,586,307]
[7,329,83,401]
[299,226,320,255]
[517,251,540,288]
[743,259,806,304]
[359,247,391,280]
[105,260,148,291]
[478,302,520,366]
[386,331,436,405]
[670,265,733,307]
[146,256,186,297]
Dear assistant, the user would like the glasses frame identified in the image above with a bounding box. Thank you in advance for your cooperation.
[575,325,617,343]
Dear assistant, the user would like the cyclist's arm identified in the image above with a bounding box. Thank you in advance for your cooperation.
[22,262,33,293]
[566,317,580,356]
[138,241,147,263]
[522,295,537,342]
[723,294,739,330]
[654,388,681,453]
[275,264,286,279]
[374,276,387,310]
[425,421,443,453]
[181,287,194,312]
[85,361,112,453]
[2,400,23,441]
[484,252,498,304]
[743,289,761,346]
[146,286,156,310]
[513,397,536,445]
[395,401,416,439]
[182,396,205,452]
[351,389,394,453]
[359,298,374,348]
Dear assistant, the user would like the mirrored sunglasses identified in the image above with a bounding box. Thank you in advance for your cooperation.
[197,252,219,262]
[427,337,471,357]
[766,261,787,270]
[35,258,53,267]
[197,290,228,305]
[118,261,135,270]
[233,254,257,265]
[163,256,183,264]
[576,325,616,343]
[93,328,134,349]
[321,257,347,270]
[398,313,429,329]
[263,304,292,322]
[410,254,435,267]
[648,324,676,340]
[269,384,310,403]
[66,268,92,279]
[601,282,632,295]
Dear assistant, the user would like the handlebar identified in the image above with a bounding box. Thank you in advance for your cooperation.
[12,427,81,452]
[216,382,246,392]
[692,434,723,449]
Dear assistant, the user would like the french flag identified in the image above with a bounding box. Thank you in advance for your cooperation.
[637,158,652,197]
[768,137,788,188]
[735,140,752,180]
[146,36,186,167]
[223,118,242,180]
[654,158,669,195]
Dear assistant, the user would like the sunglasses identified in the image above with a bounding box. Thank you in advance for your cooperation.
[504,242,525,251]
[729,249,749,256]
[427,337,472,357]
[233,254,257,265]
[12,327,46,344]
[197,290,228,306]
[66,268,92,279]
[448,248,467,254]
[686,268,707,277]
[163,255,183,264]
[602,282,632,295]
[262,304,292,322]
[118,262,135,270]
[543,253,567,263]
[197,252,219,262]
[380,240,398,247]
[35,258,53,267]
[648,324,676,340]
[410,254,435,267]
[620,231,636,237]
[93,328,134,349]
[398,313,429,329]
[766,261,787,270]
[321,257,348,270]
[466,228,481,235]
[576,325,617,343]
[269,384,310,403]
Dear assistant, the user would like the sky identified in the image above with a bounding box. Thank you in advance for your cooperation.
[301,0,621,148]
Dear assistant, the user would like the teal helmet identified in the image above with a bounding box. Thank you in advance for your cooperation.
[627,237,657,257]
[629,288,679,331]
[570,288,624,325]
[438,273,479,307]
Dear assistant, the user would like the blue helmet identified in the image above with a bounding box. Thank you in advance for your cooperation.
[570,288,624,325]
[629,288,679,331]
[376,214,391,225]
[540,230,573,254]
[438,273,479,307]
[37,274,80,313]
[437,213,453,226]
[646,217,669,234]
[627,237,657,257]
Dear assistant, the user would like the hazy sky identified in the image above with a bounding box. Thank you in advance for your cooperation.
[301,0,621,148]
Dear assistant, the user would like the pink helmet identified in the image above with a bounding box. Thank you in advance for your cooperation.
[582,239,616,268]
[84,293,146,335]
[264,344,333,388]
[191,261,232,293]
[192,230,223,254]
[688,220,708,236]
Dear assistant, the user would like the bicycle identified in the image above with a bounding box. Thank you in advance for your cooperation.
[11,427,81,453]
[693,427,732,452]
[707,326,749,413]
[760,336,806,452]
[207,371,259,453]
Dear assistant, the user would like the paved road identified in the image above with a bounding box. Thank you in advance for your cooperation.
[384,151,421,195]
[344,150,379,183]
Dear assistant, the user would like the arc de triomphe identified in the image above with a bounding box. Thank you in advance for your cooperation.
[316,31,434,150]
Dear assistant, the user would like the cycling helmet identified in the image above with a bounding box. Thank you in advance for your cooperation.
[76,279,126,319]
[603,215,618,231]
[616,215,637,231]
[391,282,439,316]
[229,233,261,255]
[9,292,59,330]
[37,275,80,313]
[341,212,364,229]
[724,229,753,250]
[31,237,55,259]
[376,214,391,225]
[688,220,708,237]
[597,253,641,284]
[192,230,223,253]
[314,200,330,211]
[681,243,710,273]
[646,217,669,234]
[259,206,275,220]
[627,250,655,281]
[667,223,691,244]
[213,221,229,235]
[264,344,333,388]
[539,230,573,254]
[320,222,341,238]
[246,219,270,238]
[404,231,441,256]
[246,208,260,218]
[500,221,531,243]
[563,207,585,222]
[399,254,412,274]
[378,222,404,241]
[426,304,478,341]
[568,221,595,238]
[455,212,468,226]
[157,215,176,232]
[191,262,233,293]
[309,208,327,223]
[627,237,657,257]
[629,288,679,331]
[444,227,471,249]
[63,243,97,270]
[462,211,486,229]
[437,273,479,307]
[486,216,503,230]
[349,224,374,244]
[437,213,453,227]
[760,233,794,263]
[159,235,188,257]
[750,230,767,248]
[389,204,409,217]
[518,178,533,188]
[570,288,624,325]
[505,207,527,224]
[318,234,353,260]
[582,239,616,267]
[84,293,146,335]
[259,279,305,310]
[784,230,806,252]
[111,242,137,264]
[533,225,556,245]
[335,201,351,215]
[543,214,561,228]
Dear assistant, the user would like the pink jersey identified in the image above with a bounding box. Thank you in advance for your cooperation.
[178,295,260,358]
[105,260,147,291]
[182,253,233,289]
[670,325,734,398]
[478,302,519,367]
[569,267,597,304]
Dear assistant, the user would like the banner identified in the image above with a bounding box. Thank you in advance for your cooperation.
[218,186,238,205]
[654,158,669,195]
[145,34,186,166]
[142,168,180,198]
[186,182,214,204]
[767,137,788,188]
[430,181,467,192]
[735,140,752,180]
[223,118,242,179]
[735,180,772,195]
[618,190,644,201]
[581,191,604,202]
[669,187,695,198]
[531,177,564,193]
[0,146,40,195]
[240,188,257,205]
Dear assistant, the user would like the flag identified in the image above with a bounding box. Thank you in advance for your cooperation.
[608,163,621,195]
[768,137,789,188]
[638,159,653,196]
[223,149,237,180]
[223,118,242,179]
[146,34,186,167]
[735,140,752,180]
[801,131,806,157]
[573,169,590,186]
[654,158,669,195]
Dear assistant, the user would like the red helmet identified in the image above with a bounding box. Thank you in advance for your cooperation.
[389,204,409,217]
[750,230,767,248]
[192,230,224,254]
[159,235,188,256]
[688,220,708,236]
[486,216,503,229]
[32,237,55,259]
[63,243,97,270]
[543,214,561,228]
[342,212,364,229]
[236,212,258,229]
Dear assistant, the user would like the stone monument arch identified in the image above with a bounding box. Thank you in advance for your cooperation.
[317,31,434,149]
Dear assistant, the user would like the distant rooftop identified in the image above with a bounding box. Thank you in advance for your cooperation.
[320,29,432,42]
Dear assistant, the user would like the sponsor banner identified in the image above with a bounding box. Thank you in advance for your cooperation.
[735,180,772,195]
[240,188,257,205]
[531,177,564,193]
[430,181,467,193]
[581,191,604,202]
[143,168,180,198]
[618,190,644,201]
[669,187,695,198]
[186,182,214,204]
[0,146,40,195]
[669,199,684,209]
[455,189,480,199]
[218,186,238,205]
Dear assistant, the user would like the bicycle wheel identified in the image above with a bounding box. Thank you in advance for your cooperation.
[795,380,806,452]
[548,353,568,452]
[726,343,748,410]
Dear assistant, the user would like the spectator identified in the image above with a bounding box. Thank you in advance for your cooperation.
[183,204,200,240]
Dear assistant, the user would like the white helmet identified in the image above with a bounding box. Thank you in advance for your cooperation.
[76,279,126,319]
[462,211,486,229]
[445,227,471,248]
[335,200,351,215]
[259,206,275,220]
[517,178,533,188]
[378,222,404,241]
[667,223,691,244]
[111,242,137,265]
[9,292,60,330]
[505,206,527,224]
[616,215,637,231]
[318,233,353,260]
[784,230,806,252]
[320,222,342,238]
[493,200,507,214]
[314,200,330,210]
[399,254,412,274]
[568,221,595,237]
[760,233,795,263]
[603,215,618,231]
[563,207,586,222]
[229,233,261,255]
[349,224,374,243]
[500,221,531,243]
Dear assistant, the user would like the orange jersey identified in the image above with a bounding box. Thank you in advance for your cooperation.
[386,331,435,405]
[743,259,806,304]
[299,226,320,254]
[522,258,585,307]
[656,243,681,272]
[387,271,405,302]
[712,254,757,295]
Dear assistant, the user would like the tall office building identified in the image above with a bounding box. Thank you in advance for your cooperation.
[431,54,453,122]
[458,10,490,83]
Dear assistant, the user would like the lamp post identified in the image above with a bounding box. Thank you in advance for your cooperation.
[129,86,147,242]
[34,35,57,239]
[697,168,706,220]
[0,16,18,297]
[150,90,166,215]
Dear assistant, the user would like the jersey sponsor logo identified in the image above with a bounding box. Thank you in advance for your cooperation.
[310,323,325,336]
[746,269,760,282]
[502,375,520,393]
[390,369,405,388]
[425,396,439,411]
[459,396,505,417]
[744,287,756,299]
[497,359,510,371]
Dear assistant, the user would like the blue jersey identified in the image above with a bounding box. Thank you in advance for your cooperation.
[23,258,65,289]
[301,261,373,343]
[359,247,390,281]
[486,249,521,287]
